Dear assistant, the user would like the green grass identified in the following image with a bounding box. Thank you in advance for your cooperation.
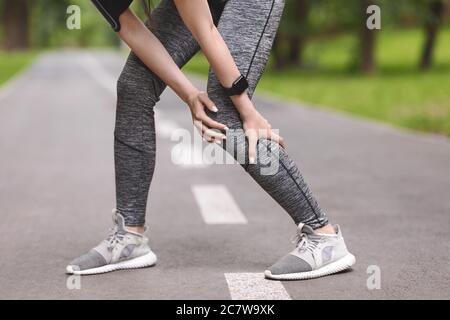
[184,27,450,136]
[0,51,39,86]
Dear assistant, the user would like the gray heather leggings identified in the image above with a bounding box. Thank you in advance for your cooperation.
[114,0,329,229]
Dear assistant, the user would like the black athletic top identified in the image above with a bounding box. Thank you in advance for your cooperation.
[91,0,134,32]
[91,0,227,32]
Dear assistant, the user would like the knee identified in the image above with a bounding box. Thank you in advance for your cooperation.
[115,72,156,140]
[257,139,283,160]
[117,71,137,99]
[255,139,285,175]
[117,67,162,106]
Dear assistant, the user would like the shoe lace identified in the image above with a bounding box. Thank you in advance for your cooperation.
[106,227,125,251]
[291,231,321,254]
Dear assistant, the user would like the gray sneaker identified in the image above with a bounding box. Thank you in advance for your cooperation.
[66,209,157,275]
[265,223,355,280]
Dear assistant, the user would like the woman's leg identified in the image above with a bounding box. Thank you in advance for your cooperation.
[115,0,223,226]
[207,0,328,229]
[66,0,228,275]
[206,0,355,280]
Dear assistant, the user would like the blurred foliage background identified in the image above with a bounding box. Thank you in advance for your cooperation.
[0,0,449,135]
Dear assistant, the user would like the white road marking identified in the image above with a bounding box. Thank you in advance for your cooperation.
[191,185,247,224]
[171,142,210,168]
[78,54,178,141]
[224,273,291,300]
[154,109,181,139]
[170,124,215,168]
[78,53,116,95]
[76,54,229,169]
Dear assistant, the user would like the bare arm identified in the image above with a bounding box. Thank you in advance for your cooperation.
[174,0,285,161]
[173,0,250,114]
[118,9,226,139]
[118,9,197,103]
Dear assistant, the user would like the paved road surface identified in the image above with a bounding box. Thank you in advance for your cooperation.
[0,50,449,299]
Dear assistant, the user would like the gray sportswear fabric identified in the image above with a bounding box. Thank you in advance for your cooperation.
[69,249,107,271]
[268,254,313,275]
[114,0,329,229]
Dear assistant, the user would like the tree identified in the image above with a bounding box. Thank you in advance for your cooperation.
[287,0,309,66]
[1,0,30,50]
[420,0,445,70]
[31,0,73,48]
[359,0,377,73]
[273,0,310,69]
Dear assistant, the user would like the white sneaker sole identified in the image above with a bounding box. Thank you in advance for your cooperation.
[264,253,356,280]
[66,251,157,276]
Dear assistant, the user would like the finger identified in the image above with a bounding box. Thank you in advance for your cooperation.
[209,137,224,145]
[247,130,258,164]
[268,131,286,149]
[204,135,213,142]
[211,137,224,145]
[258,127,270,139]
[195,123,220,143]
[201,126,214,142]
[200,115,228,131]
[193,120,204,136]
[199,92,218,113]
[203,128,226,141]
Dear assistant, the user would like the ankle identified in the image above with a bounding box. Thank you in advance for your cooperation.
[314,224,336,235]
[125,226,145,234]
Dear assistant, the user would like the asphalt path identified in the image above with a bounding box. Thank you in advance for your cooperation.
[0,50,449,299]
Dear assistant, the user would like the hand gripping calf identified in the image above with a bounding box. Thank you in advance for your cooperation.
[91,0,134,32]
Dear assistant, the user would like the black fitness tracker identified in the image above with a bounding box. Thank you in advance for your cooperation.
[91,0,134,32]
[223,75,249,97]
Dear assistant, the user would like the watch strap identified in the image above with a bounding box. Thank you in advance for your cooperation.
[222,75,249,96]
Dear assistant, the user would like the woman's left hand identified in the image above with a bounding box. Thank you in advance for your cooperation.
[187,91,228,143]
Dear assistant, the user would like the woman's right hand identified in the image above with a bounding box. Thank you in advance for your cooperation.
[240,104,285,164]
[187,91,228,143]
